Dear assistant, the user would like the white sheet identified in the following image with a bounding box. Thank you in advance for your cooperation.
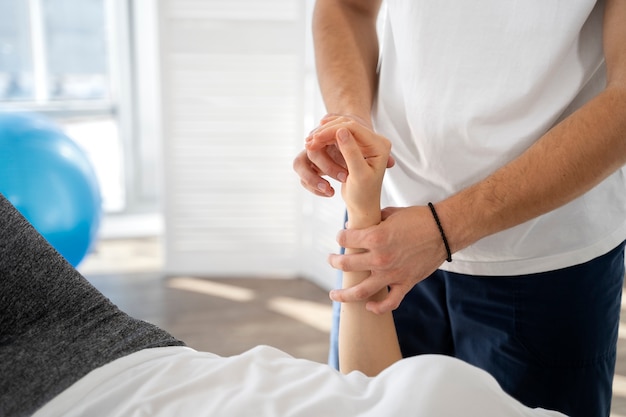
[34,346,567,417]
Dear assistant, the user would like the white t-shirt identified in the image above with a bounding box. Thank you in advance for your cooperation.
[34,346,565,417]
[374,0,626,275]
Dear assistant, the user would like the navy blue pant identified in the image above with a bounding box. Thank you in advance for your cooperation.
[392,244,624,417]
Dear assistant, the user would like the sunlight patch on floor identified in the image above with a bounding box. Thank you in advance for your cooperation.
[267,296,332,334]
[167,278,332,333]
[168,277,256,302]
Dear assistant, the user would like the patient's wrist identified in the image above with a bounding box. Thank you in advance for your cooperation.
[346,205,381,229]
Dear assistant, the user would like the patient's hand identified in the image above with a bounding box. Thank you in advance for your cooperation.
[306,117,391,228]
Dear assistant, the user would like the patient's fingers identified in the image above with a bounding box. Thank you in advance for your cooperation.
[306,118,371,151]
[336,128,367,177]
[307,116,396,168]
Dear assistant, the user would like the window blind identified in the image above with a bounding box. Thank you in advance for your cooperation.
[159,0,343,288]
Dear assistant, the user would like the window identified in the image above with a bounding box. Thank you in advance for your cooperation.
[0,1,32,101]
[0,0,110,103]
[0,0,160,217]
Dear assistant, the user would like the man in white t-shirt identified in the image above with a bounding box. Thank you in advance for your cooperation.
[294,1,626,416]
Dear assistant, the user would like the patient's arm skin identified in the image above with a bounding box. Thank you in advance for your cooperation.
[307,117,402,376]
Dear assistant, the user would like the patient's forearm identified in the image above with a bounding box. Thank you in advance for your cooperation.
[338,206,402,376]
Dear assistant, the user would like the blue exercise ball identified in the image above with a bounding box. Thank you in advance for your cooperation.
[0,111,102,267]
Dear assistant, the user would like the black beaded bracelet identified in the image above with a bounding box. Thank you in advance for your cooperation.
[428,202,452,262]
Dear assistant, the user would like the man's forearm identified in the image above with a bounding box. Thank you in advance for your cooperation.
[440,0,626,253]
[313,0,382,122]
[439,85,626,254]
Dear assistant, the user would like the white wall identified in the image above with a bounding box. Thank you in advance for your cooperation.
[158,0,345,289]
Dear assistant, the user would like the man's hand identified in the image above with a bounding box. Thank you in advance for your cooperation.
[329,205,449,314]
[293,114,394,197]
[292,145,347,197]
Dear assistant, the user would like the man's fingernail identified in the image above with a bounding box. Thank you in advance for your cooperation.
[337,172,347,182]
[317,183,327,192]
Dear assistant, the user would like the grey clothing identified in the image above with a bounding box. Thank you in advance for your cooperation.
[0,194,184,417]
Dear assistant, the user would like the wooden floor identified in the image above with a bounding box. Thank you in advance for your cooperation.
[86,273,333,363]
[80,238,626,416]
